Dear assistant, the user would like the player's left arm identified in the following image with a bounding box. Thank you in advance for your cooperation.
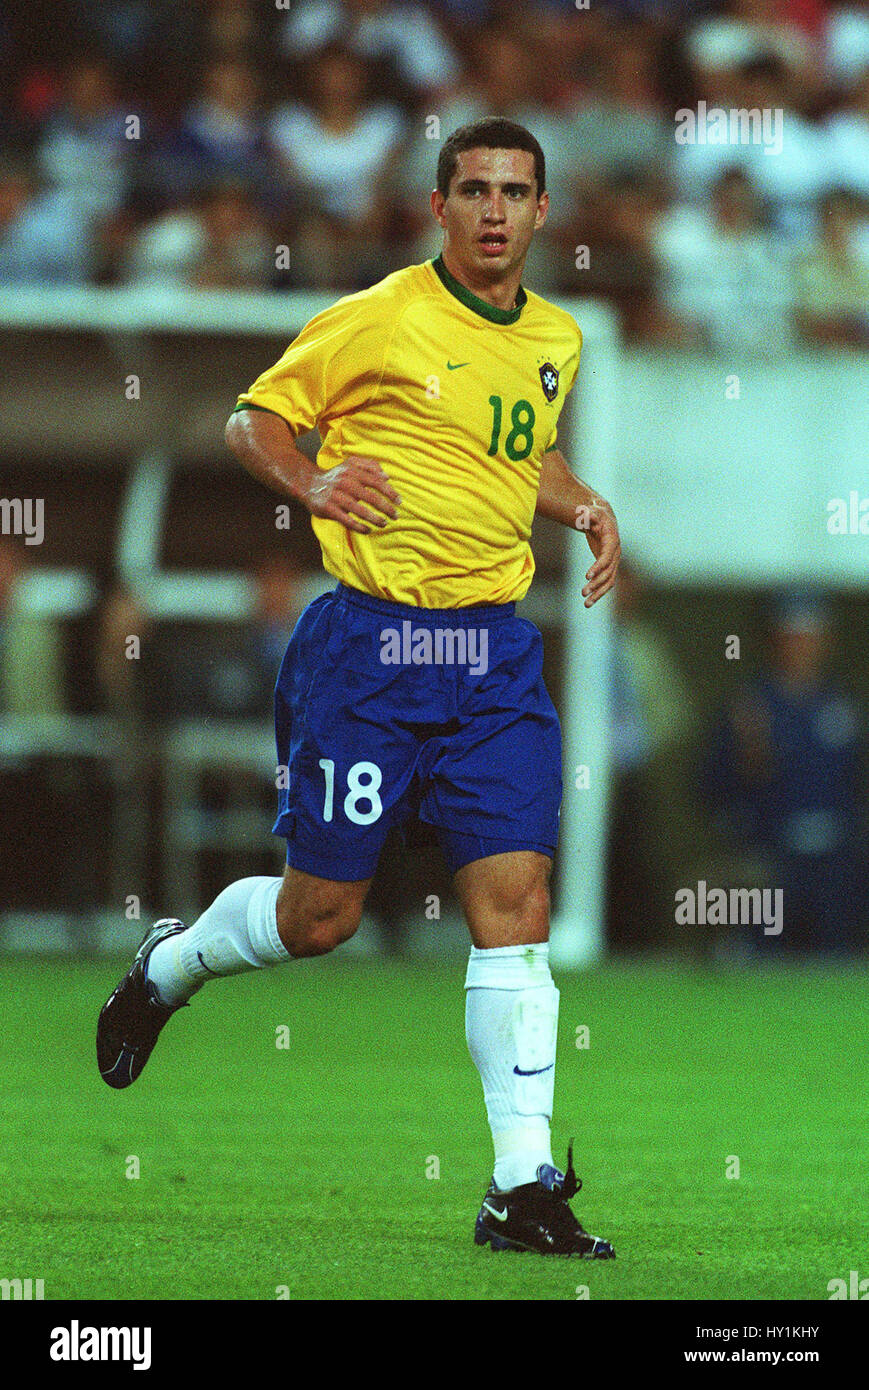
[535,448,621,608]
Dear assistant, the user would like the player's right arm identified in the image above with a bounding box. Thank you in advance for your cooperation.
[225,407,401,535]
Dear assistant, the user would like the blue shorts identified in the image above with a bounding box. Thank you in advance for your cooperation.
[273,583,562,880]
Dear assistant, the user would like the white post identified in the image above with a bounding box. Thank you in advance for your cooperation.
[548,301,621,968]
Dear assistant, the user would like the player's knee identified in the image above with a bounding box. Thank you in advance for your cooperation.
[277,894,362,958]
[295,912,360,957]
[494,868,550,924]
[514,876,550,932]
[474,865,551,944]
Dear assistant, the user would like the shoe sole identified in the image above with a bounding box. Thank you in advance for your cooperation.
[476,1219,615,1258]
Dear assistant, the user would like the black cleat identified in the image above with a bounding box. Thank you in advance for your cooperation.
[474,1142,615,1258]
[96,918,187,1089]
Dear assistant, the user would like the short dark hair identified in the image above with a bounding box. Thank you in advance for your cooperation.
[437,119,546,199]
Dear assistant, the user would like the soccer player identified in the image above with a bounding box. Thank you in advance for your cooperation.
[97,119,621,1258]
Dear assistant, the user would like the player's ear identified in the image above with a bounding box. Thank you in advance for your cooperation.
[431,188,446,226]
[534,191,550,230]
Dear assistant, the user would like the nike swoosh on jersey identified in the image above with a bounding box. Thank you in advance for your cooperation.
[446,361,471,370]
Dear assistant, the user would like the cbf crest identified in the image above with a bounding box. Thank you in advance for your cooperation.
[539,362,559,402]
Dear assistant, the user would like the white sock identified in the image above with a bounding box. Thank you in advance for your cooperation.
[465,943,559,1192]
[146,876,289,1006]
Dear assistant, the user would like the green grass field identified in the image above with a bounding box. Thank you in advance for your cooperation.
[1,956,866,1301]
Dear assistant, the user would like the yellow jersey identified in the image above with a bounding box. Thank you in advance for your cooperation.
[235,255,581,608]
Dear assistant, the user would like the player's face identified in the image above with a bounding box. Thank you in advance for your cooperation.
[431,147,548,281]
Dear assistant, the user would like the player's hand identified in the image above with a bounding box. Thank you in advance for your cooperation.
[302,455,401,534]
[579,500,621,608]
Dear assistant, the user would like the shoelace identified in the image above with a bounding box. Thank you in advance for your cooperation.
[541,1141,590,1238]
[560,1139,582,1202]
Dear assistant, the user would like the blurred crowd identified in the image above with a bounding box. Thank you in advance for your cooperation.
[1,0,868,344]
[2,1,867,953]
[608,566,868,958]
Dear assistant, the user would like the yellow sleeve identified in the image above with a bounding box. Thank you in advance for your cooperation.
[235,293,395,435]
[544,324,582,452]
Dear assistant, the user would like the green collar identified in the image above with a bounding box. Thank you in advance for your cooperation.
[431,254,526,325]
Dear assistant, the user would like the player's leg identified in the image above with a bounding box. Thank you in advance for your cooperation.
[147,862,372,1001]
[454,849,557,1192]
[424,606,613,1255]
[96,866,373,1089]
[456,847,614,1257]
[420,611,562,1191]
[455,847,551,948]
[97,585,408,1089]
[274,864,372,957]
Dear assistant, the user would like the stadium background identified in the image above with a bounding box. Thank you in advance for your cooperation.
[0,0,868,1306]
[1,0,867,958]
